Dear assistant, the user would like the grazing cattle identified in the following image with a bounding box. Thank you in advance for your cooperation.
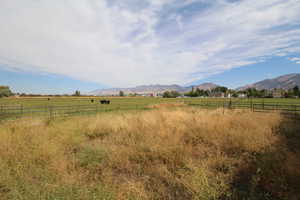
[100,100,110,104]
[48,98,50,101]
[91,99,94,103]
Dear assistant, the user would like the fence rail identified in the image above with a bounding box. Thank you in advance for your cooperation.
[187,100,300,113]
[1,100,300,120]
[0,103,150,120]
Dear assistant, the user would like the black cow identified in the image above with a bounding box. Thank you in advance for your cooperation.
[91,99,94,103]
[100,100,110,104]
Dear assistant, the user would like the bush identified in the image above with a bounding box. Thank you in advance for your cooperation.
[162,90,181,98]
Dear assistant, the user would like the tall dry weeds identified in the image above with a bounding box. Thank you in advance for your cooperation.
[0,107,299,200]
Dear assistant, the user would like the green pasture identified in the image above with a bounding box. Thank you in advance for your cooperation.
[1,96,300,107]
[0,97,183,120]
[0,96,300,120]
[0,96,177,107]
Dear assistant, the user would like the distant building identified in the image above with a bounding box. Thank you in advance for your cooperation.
[140,93,159,97]
[238,93,246,98]
[272,89,284,98]
[210,92,225,98]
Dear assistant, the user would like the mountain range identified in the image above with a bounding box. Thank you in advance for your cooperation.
[90,83,220,96]
[237,73,300,90]
[90,73,300,95]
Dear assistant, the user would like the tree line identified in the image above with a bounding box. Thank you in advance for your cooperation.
[1,85,300,99]
[162,86,300,98]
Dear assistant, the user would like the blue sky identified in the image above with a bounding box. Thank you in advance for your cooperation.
[1,0,300,94]
[193,55,300,88]
[0,67,106,94]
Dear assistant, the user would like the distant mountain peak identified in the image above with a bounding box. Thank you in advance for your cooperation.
[193,82,219,90]
[238,73,300,90]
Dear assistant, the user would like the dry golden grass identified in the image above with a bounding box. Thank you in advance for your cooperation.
[0,107,299,200]
[147,102,186,109]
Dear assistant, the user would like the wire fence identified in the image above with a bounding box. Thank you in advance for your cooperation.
[187,100,300,114]
[0,103,150,120]
[1,100,300,121]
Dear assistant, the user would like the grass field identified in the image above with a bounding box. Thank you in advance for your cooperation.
[1,96,300,107]
[1,96,300,120]
[0,107,299,200]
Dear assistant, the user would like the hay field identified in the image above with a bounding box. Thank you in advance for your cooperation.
[0,107,299,200]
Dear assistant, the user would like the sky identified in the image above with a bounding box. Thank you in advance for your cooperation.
[1,0,300,94]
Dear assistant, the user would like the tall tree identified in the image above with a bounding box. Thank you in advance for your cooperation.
[119,91,125,97]
[293,86,299,97]
[73,90,81,96]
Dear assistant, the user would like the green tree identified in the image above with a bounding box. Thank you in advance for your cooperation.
[184,90,197,97]
[195,88,203,96]
[163,91,171,98]
[0,86,13,98]
[163,91,181,98]
[73,90,81,96]
[119,91,125,97]
[185,88,210,97]
[245,88,260,98]
[284,90,294,98]
[232,93,238,98]
[293,86,299,97]
[227,89,237,98]
[212,86,228,93]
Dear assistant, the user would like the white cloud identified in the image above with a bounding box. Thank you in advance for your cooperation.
[288,57,300,64]
[0,0,300,87]
[289,57,300,61]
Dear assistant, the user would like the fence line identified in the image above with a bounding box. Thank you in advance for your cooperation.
[0,104,151,120]
[186,101,300,113]
[1,101,300,120]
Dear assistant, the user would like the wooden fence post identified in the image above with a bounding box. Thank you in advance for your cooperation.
[49,106,53,119]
